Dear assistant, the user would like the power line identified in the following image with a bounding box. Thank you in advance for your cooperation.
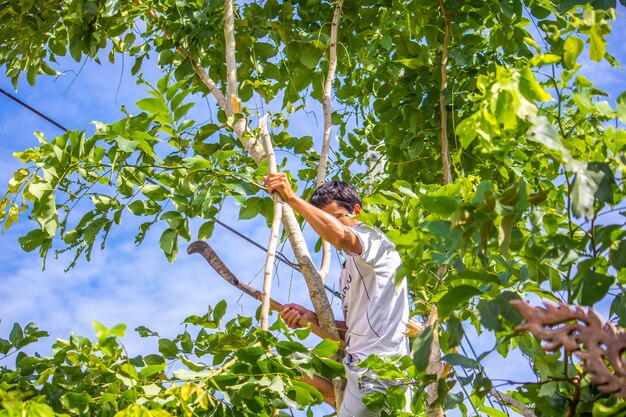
[1,85,343,299]
[0,87,70,133]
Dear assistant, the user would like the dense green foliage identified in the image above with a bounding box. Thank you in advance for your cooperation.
[2,0,626,415]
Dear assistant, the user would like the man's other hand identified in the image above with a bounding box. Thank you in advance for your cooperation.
[263,172,296,203]
[280,303,318,329]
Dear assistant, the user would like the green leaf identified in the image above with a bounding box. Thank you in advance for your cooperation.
[127,200,145,215]
[442,353,479,369]
[420,195,460,216]
[571,163,598,220]
[563,36,584,69]
[239,197,262,220]
[610,241,626,270]
[25,403,56,417]
[180,356,206,372]
[520,67,552,102]
[589,25,606,62]
[18,229,50,252]
[276,340,308,356]
[438,285,482,318]
[60,392,93,413]
[294,136,314,154]
[610,293,626,327]
[103,0,121,16]
[592,399,626,417]
[138,363,166,379]
[28,182,53,199]
[136,97,169,117]
[235,346,265,362]
[198,221,215,240]
[213,300,227,323]
[362,391,385,412]
[9,323,23,345]
[574,270,614,305]
[300,46,321,69]
[456,117,477,148]
[159,228,178,263]
[287,381,323,406]
[0,338,10,355]
[158,338,178,359]
[312,339,340,358]
[527,116,570,161]
[311,356,345,379]
[616,92,626,123]
[447,315,464,348]
[412,325,433,372]
[142,184,169,201]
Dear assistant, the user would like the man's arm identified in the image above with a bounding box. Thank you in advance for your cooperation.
[264,173,362,254]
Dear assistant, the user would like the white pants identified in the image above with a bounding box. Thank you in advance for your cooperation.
[338,354,411,417]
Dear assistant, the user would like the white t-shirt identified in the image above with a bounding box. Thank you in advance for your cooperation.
[339,224,409,358]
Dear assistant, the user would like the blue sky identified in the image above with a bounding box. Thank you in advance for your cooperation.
[1,6,626,416]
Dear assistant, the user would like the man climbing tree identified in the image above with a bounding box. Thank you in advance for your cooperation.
[264,173,411,416]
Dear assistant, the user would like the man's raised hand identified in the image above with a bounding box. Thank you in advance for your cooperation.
[263,172,296,203]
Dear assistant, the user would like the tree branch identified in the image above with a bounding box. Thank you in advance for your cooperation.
[438,0,453,185]
[489,389,537,417]
[259,115,282,331]
[224,0,237,115]
[425,305,444,417]
[317,0,343,187]
[316,0,344,282]
[426,3,453,415]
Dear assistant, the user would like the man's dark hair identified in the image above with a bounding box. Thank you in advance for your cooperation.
[309,181,362,213]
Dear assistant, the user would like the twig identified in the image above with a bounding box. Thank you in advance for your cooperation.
[489,389,537,417]
[438,0,453,185]
[316,0,343,186]
[259,115,282,331]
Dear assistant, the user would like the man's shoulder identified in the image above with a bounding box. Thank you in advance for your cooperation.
[350,223,393,242]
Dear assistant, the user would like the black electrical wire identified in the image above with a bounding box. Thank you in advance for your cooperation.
[0,87,70,133]
[1,86,344,299]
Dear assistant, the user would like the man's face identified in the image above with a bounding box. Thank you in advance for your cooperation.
[320,201,361,226]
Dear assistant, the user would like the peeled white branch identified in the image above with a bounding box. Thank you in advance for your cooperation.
[259,115,282,331]
[316,0,344,281]
[224,0,237,115]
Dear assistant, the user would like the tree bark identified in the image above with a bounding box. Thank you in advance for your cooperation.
[425,306,445,417]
